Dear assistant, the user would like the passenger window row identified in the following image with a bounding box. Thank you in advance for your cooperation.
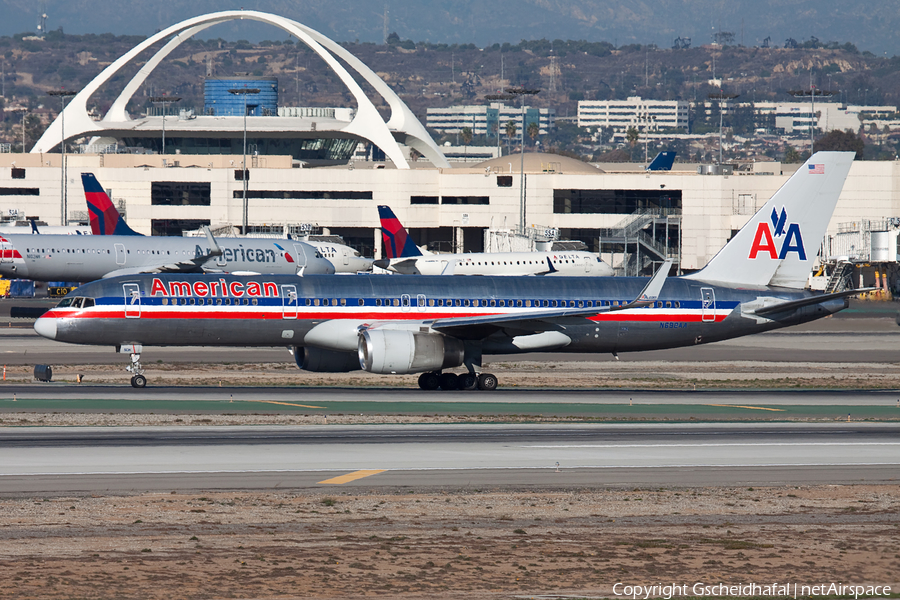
[160,297,258,306]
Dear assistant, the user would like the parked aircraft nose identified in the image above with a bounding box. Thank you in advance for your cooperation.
[373,259,391,270]
[34,315,57,340]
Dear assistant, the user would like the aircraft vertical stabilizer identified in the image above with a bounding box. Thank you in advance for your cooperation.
[646,151,676,171]
[685,151,854,289]
[378,205,422,258]
[83,173,141,236]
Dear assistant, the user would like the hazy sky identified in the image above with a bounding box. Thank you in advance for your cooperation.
[2,0,896,55]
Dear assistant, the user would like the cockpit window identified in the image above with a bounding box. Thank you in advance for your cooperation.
[71,298,84,309]
[56,298,74,308]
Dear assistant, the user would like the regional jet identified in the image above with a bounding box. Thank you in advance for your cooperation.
[35,153,863,390]
[375,205,614,276]
[0,175,335,281]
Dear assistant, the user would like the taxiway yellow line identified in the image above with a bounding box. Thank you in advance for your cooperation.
[706,404,785,412]
[318,470,387,485]
[248,400,326,409]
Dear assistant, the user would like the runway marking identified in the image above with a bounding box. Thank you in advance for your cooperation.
[318,469,387,485]
[706,404,785,412]
[247,400,326,409]
[525,442,900,448]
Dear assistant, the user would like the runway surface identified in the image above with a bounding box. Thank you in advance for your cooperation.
[0,423,897,493]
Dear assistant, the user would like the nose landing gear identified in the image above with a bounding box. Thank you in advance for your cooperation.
[126,351,146,388]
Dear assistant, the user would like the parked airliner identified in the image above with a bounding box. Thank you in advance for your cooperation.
[35,153,862,390]
[0,174,334,281]
[375,205,614,276]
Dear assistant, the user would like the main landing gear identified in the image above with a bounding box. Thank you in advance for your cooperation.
[127,352,147,388]
[417,371,499,391]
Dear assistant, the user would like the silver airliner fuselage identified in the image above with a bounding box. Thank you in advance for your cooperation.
[0,233,333,281]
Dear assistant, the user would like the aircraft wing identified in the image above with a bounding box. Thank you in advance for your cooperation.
[430,260,672,338]
[100,227,224,279]
[748,288,873,317]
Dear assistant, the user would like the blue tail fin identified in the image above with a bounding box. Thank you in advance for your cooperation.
[646,151,676,171]
[82,173,142,236]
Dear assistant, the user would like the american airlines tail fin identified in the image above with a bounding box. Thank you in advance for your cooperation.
[378,205,423,259]
[82,173,141,236]
[646,151,676,171]
[685,151,855,289]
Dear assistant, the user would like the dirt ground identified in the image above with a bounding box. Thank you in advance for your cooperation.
[4,358,900,389]
[0,485,897,599]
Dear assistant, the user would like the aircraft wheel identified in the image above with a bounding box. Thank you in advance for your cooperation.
[477,373,498,391]
[438,372,459,390]
[131,374,147,389]
[458,373,478,390]
[418,372,440,391]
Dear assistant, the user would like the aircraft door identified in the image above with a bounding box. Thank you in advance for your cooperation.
[281,284,298,319]
[123,283,141,318]
[0,238,12,263]
[401,294,411,312]
[343,250,350,266]
[416,294,426,312]
[292,244,308,268]
[701,287,716,322]
[584,256,592,273]
[114,243,126,266]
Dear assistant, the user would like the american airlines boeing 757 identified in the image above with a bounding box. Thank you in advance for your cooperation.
[35,152,862,389]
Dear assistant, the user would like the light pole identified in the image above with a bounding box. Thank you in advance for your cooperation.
[47,89,77,226]
[149,95,181,155]
[8,106,26,152]
[790,87,833,155]
[228,87,260,233]
[708,91,739,165]
[505,86,540,235]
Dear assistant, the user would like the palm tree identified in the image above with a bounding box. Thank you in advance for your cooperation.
[626,126,639,147]
[526,121,540,150]
[505,120,517,155]
[460,126,473,162]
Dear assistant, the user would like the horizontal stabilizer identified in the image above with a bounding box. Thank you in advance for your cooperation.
[750,288,873,317]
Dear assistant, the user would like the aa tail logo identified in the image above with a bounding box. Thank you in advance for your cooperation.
[749,207,806,260]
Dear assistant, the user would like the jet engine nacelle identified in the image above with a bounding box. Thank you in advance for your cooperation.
[358,329,464,375]
[293,346,360,373]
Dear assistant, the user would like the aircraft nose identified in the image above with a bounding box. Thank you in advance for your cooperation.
[34,316,57,340]
[373,259,390,270]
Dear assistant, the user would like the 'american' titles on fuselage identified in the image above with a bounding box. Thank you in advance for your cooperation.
[0,233,333,281]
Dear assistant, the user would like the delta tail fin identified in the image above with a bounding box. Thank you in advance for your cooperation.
[685,151,855,289]
[646,151,676,171]
[82,173,142,236]
[378,205,423,259]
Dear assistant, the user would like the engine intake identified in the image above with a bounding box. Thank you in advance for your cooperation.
[358,329,464,375]
[293,346,360,373]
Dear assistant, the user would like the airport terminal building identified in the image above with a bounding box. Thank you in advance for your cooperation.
[4,10,900,283]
